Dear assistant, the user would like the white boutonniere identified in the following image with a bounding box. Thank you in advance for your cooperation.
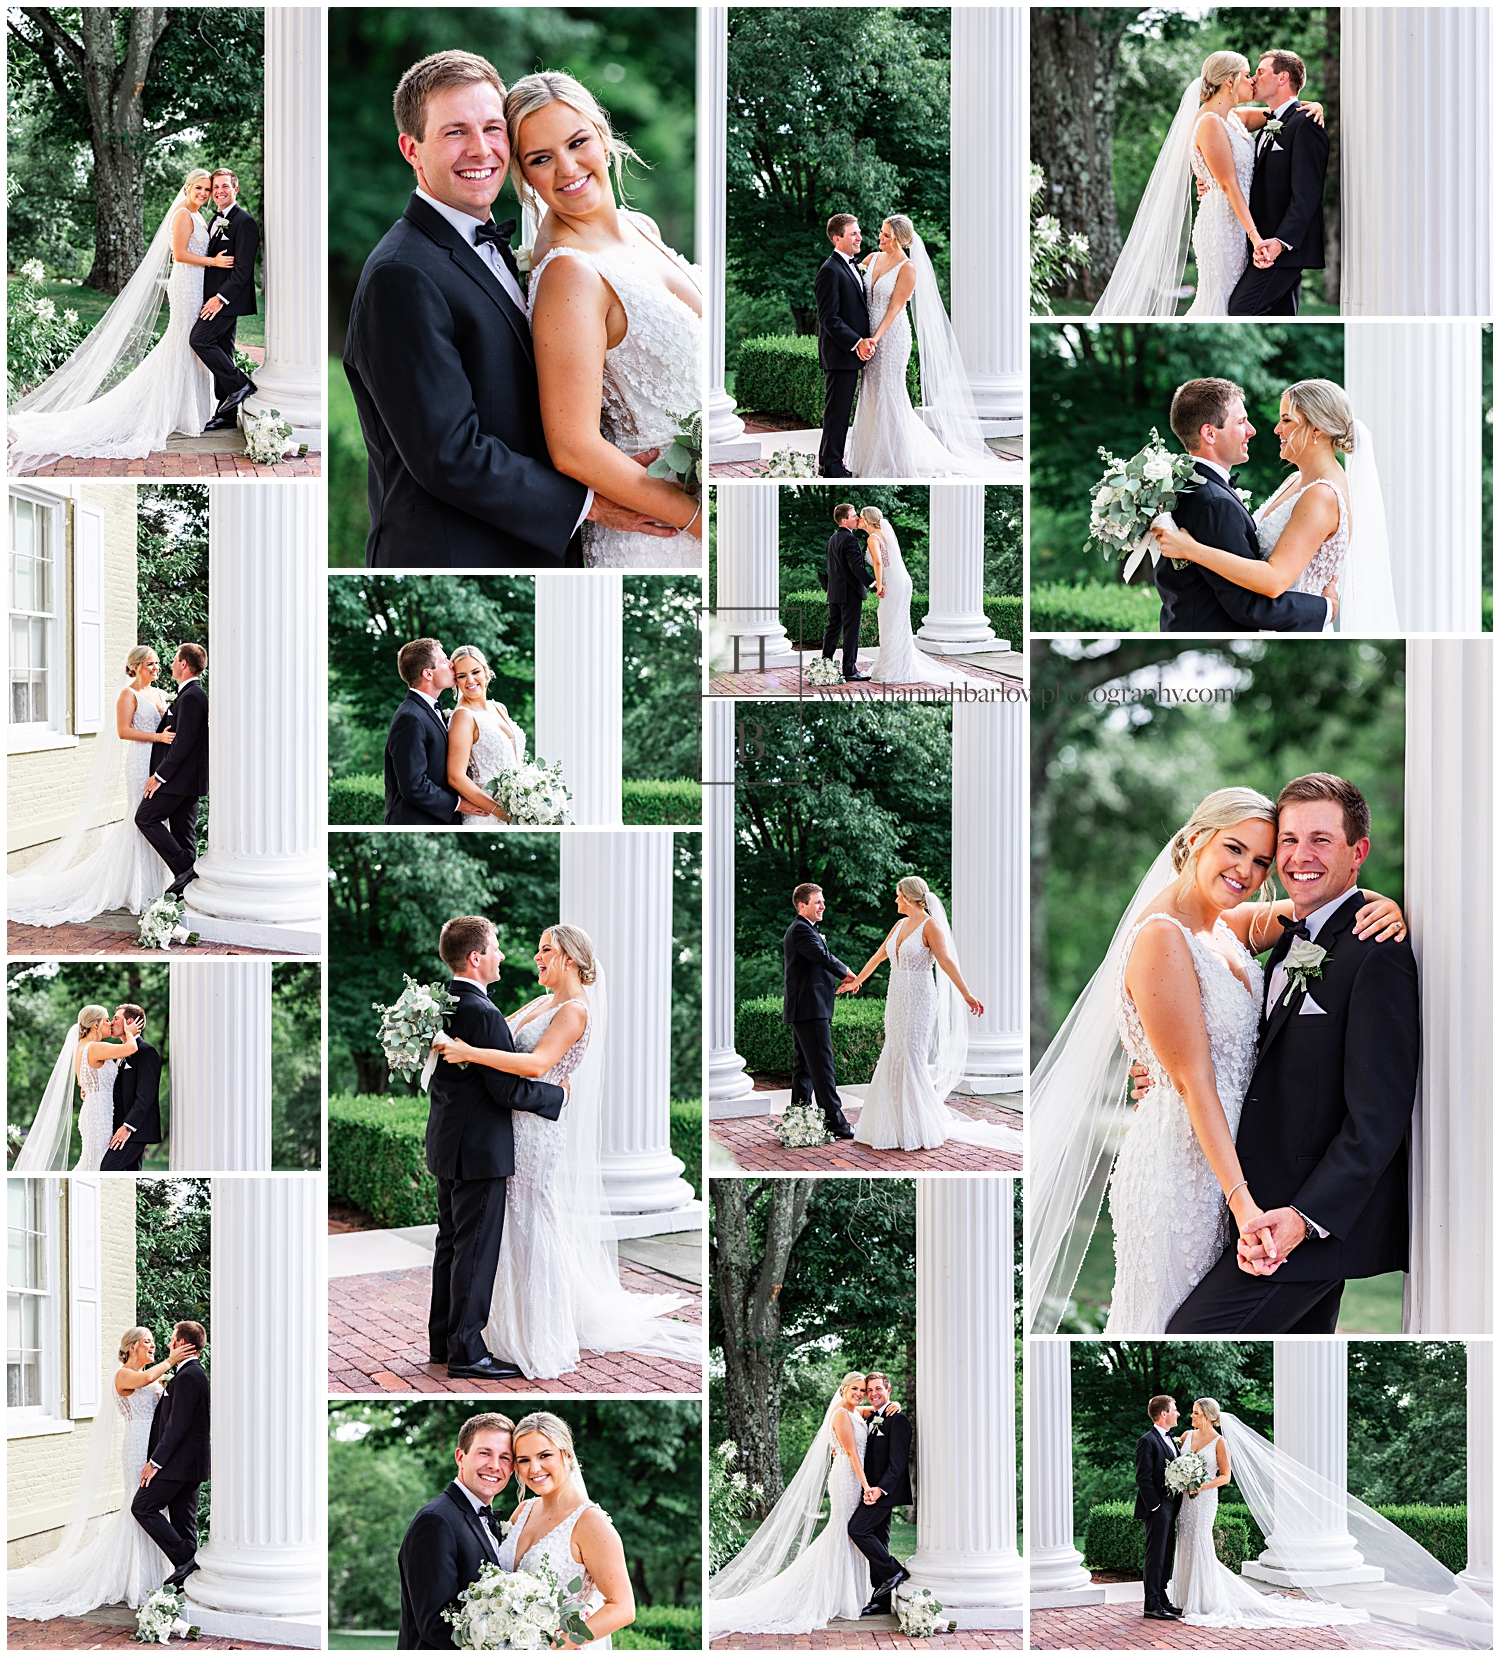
[1264,118,1284,137]
[210,215,230,237]
[1234,487,1253,507]
[1282,938,1328,1005]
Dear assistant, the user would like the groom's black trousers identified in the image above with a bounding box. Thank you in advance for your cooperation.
[132,1476,201,1569]
[1142,1500,1178,1613]
[1226,261,1304,316]
[1166,1248,1344,1334]
[430,1175,510,1367]
[135,788,201,882]
[822,596,864,678]
[190,305,250,405]
[819,370,859,477]
[789,1018,849,1131]
[849,1490,902,1598]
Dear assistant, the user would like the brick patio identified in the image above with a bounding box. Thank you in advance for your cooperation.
[709,659,1025,699]
[19,451,321,478]
[7,920,279,958]
[711,1631,1022,1649]
[711,1094,1023,1172]
[8,1614,284,1650]
[1030,1602,1362,1651]
[329,1259,702,1395]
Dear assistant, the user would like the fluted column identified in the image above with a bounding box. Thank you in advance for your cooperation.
[560,832,696,1221]
[1404,641,1493,1334]
[1343,9,1490,315]
[950,9,1024,433]
[918,485,999,653]
[904,1178,1024,1623]
[1244,1342,1382,1586]
[187,484,323,945]
[243,8,324,440]
[169,961,272,1171]
[188,1178,320,1624]
[534,572,622,827]
[1028,1341,1101,1603]
[714,484,791,668]
[1343,323,1481,630]
[1459,1342,1494,1600]
[951,703,1024,1082]
[705,701,753,1108]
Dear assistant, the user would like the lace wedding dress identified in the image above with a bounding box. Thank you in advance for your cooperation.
[9,688,170,926]
[853,924,955,1150]
[1255,477,1348,631]
[864,525,972,687]
[7,1382,170,1618]
[528,213,702,570]
[1185,112,1254,315]
[496,1499,612,1649]
[1104,914,1261,1332]
[9,211,217,473]
[76,1056,120,1172]
[459,704,525,827]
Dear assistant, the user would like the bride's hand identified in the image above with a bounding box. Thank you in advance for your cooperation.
[210,252,234,268]
[964,995,984,1016]
[1303,101,1326,127]
[432,1035,475,1064]
[1150,521,1202,564]
[1352,895,1406,943]
[157,730,175,745]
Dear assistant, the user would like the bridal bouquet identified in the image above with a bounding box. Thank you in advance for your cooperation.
[894,1586,955,1638]
[485,759,573,826]
[373,975,462,1089]
[443,1558,593,1651]
[765,447,816,478]
[241,405,296,466]
[777,1101,832,1148]
[1165,1448,1213,1496]
[138,896,199,951]
[803,655,844,688]
[132,1587,199,1644]
[645,409,702,496]
[1085,429,1199,581]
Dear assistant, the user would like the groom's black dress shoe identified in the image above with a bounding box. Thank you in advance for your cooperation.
[860,1598,892,1617]
[447,1355,524,1381]
[875,1567,909,1599]
[165,1559,200,1588]
[1143,1608,1179,1621]
[1163,1601,1184,1616]
[166,869,198,899]
[204,381,257,431]
[844,671,871,683]
[826,1115,855,1140]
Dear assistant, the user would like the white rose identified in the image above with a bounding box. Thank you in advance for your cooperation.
[1142,452,1174,484]
[1285,939,1327,973]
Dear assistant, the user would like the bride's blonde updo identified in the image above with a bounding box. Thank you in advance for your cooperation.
[1200,51,1249,104]
[119,1326,152,1363]
[896,875,931,912]
[1193,1397,1222,1426]
[859,505,884,530]
[883,214,915,252]
[546,923,598,986]
[450,645,492,689]
[179,167,212,202]
[1170,787,1277,898]
[839,1371,867,1400]
[513,1410,582,1479]
[1282,379,1357,455]
[125,645,156,676]
[504,71,645,210]
[77,1003,109,1036]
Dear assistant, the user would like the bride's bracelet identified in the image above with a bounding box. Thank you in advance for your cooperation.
[681,501,702,534]
[1224,1178,1248,1208]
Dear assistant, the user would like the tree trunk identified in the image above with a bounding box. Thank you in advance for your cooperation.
[352,1051,390,1095]
[710,1178,815,1513]
[1322,8,1341,306]
[1029,9,1131,299]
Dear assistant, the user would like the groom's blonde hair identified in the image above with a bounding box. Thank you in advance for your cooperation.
[1171,787,1278,900]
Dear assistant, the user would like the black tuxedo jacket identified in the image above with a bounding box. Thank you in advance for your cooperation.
[861,1405,913,1505]
[344,193,588,570]
[1155,464,1328,633]
[150,680,209,797]
[203,203,261,316]
[782,916,852,1025]
[1238,891,1419,1282]
[110,1038,162,1144]
[147,1356,211,1483]
[385,691,460,826]
[1248,103,1328,271]
[815,253,869,373]
[824,527,873,605]
[397,1482,504,1650]
[425,979,566,1181]
[1133,1427,1180,1522]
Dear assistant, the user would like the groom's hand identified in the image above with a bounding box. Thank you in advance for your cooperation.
[1322,580,1339,624]
[862,1487,882,1505]
[1254,238,1285,267]
[140,1462,158,1487]
[109,1125,134,1150]
[143,775,162,797]
[199,294,226,320]
[836,973,859,994]
[856,338,875,362]
[1128,1061,1153,1105]
[1237,1205,1306,1273]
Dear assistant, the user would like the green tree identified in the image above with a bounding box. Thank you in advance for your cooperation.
[622,578,701,783]
[271,963,323,1169]
[137,484,209,674]
[134,1177,211,1345]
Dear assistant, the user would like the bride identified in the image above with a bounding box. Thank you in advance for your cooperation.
[430,924,701,1378]
[6,1328,187,1618]
[510,73,703,569]
[1152,380,1400,635]
[1028,788,1405,1333]
[846,216,1002,480]
[10,646,175,928]
[709,1373,876,1636]
[857,509,979,687]
[445,644,526,826]
[14,1004,144,1172]
[9,170,231,473]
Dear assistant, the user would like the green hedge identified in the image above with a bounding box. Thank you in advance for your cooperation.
[614,1606,702,1650]
[1212,1513,1251,1573]
[735,333,919,426]
[326,772,699,828]
[736,995,887,1084]
[781,592,1019,653]
[671,1099,702,1200]
[328,1094,435,1228]
[1374,1505,1468,1574]
[1029,581,1162,635]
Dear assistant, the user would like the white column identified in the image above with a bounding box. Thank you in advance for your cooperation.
[560,832,699,1230]
[917,485,1000,654]
[168,961,272,1171]
[187,1177,321,1646]
[1458,1342,1494,1600]
[700,7,757,461]
[186,483,323,952]
[1343,323,1481,630]
[1343,9,1490,316]
[904,1178,1024,1626]
[949,8,1024,434]
[1028,1340,1103,1605]
[713,484,792,670]
[1244,1341,1383,1587]
[705,701,754,1112]
[1404,641,1493,1335]
[534,572,622,827]
[243,7,323,442]
[950,703,1024,1084]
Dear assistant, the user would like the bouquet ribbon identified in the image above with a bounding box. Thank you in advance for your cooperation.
[1121,511,1176,583]
[420,1046,441,1093]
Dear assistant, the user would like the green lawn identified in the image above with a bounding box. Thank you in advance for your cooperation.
[11,275,265,348]
[329,1635,396,1651]
[1037,261,1339,319]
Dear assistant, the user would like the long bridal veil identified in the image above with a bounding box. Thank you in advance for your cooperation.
[1337,419,1401,635]
[905,233,1003,473]
[13,1026,81,1172]
[1093,77,1202,317]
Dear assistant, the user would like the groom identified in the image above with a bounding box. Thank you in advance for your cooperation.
[1227,52,1328,316]
[194,169,261,429]
[398,1412,515,1649]
[1157,379,1332,633]
[782,883,859,1140]
[815,214,875,479]
[136,644,209,898]
[821,502,874,682]
[133,1321,210,1588]
[384,638,464,825]
[850,1373,913,1616]
[1135,1395,1183,1621]
[343,49,672,568]
[99,1004,161,1171]
[427,916,566,1379]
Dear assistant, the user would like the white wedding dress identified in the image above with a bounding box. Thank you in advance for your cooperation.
[528,211,702,570]
[9,688,170,926]
[1255,476,1348,632]
[457,703,526,827]
[853,924,956,1150]
[1104,913,1261,1332]
[1185,112,1254,315]
[8,210,217,473]
[495,1499,611,1650]
[75,1055,120,1172]
[7,1381,170,1618]
[864,525,973,687]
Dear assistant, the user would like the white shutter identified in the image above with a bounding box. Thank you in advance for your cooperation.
[72,502,106,735]
[67,1176,102,1417]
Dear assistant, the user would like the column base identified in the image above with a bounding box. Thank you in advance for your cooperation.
[708,1044,756,1104]
[1408,1597,1495,1639]
[602,1149,696,1216]
[1031,1585,1108,1609]
[183,1600,323,1649]
[243,381,323,450]
[962,1030,1027,1083]
[1455,1567,1493,1600]
[964,370,1025,437]
[1242,1560,1385,1588]
[916,632,1002,656]
[183,905,322,955]
[709,1091,771,1122]
[709,388,761,461]
[905,1545,1026,1615]
[610,1198,704,1240]
[1030,1547,1095,1601]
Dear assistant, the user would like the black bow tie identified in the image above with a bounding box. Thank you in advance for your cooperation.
[479,1507,506,1540]
[473,218,522,278]
[1278,916,1311,941]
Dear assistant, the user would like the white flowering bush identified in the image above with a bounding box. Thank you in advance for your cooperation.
[709,1441,765,1573]
[132,1586,199,1644]
[894,1585,953,1637]
[486,759,573,826]
[1086,429,1200,579]
[373,975,461,1088]
[138,896,199,951]
[443,1557,593,1651]
[7,1123,26,1167]
[1165,1448,1213,1495]
[803,655,844,688]
[7,258,89,401]
[1029,165,1091,315]
[241,405,295,465]
[776,1101,832,1148]
[765,447,816,478]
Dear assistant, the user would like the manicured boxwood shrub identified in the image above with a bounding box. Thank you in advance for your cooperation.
[735,995,888,1084]
[781,592,1022,654]
[614,1606,702,1650]
[735,334,920,426]
[623,779,701,825]
[1212,1513,1251,1572]
[328,771,385,826]
[328,1094,435,1227]
[1029,581,1162,634]
[988,595,1023,648]
[1376,1505,1468,1574]
[1214,1503,1266,1559]
[671,1099,702,1199]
